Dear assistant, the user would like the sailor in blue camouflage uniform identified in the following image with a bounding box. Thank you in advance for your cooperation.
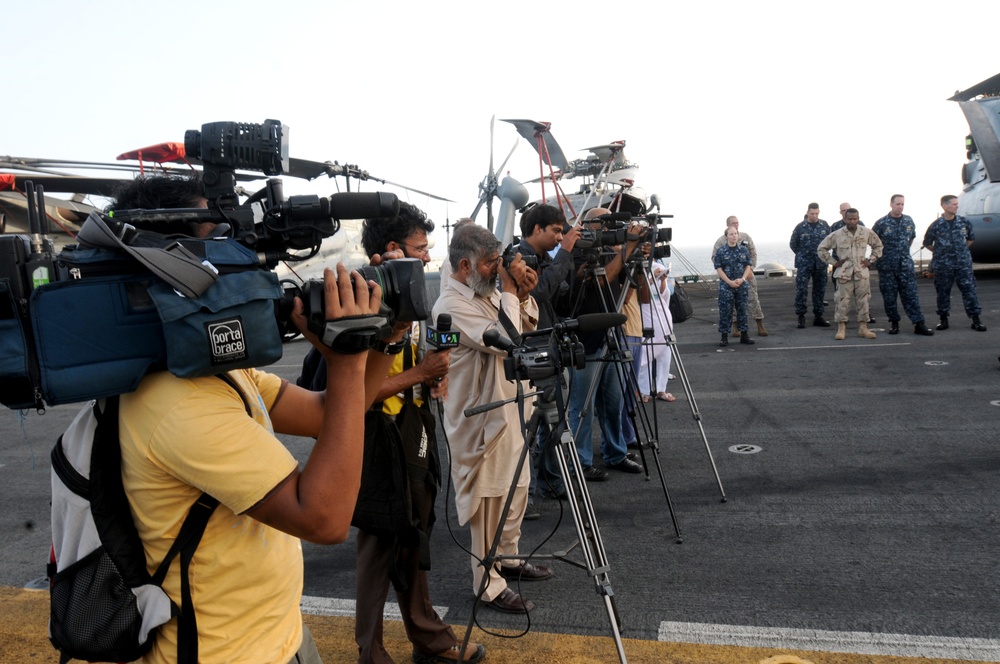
[789,202,831,328]
[714,226,755,346]
[922,194,987,331]
[871,194,934,336]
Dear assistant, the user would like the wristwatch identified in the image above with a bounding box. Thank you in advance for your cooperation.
[373,338,406,355]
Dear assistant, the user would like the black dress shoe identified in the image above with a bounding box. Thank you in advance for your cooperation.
[483,587,534,613]
[523,503,540,521]
[914,321,934,336]
[813,316,831,327]
[797,314,806,329]
[607,457,642,474]
[413,643,487,664]
[498,562,555,582]
[868,317,876,324]
[582,466,609,482]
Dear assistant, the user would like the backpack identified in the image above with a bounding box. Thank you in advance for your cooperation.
[669,282,693,324]
[47,375,249,664]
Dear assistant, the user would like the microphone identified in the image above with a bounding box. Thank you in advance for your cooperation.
[555,313,628,334]
[482,328,514,352]
[326,192,398,220]
[426,313,460,351]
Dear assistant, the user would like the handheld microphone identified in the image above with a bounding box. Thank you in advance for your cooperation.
[426,313,460,351]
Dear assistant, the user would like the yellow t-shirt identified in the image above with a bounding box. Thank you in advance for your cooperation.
[119,369,302,664]
[381,324,423,417]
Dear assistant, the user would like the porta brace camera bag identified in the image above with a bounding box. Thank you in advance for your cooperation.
[1,218,284,409]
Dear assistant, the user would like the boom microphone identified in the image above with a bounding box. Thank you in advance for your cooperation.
[285,192,399,222]
[554,313,627,334]
[482,328,514,352]
[591,211,632,223]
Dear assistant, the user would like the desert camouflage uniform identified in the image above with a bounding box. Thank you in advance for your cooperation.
[817,226,883,323]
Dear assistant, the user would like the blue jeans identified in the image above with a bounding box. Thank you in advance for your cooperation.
[620,335,643,444]
[569,351,629,468]
[532,418,565,498]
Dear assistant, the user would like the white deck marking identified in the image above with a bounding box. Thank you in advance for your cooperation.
[658,621,1000,661]
[300,595,448,621]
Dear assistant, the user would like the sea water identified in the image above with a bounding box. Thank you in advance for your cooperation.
[669,241,796,278]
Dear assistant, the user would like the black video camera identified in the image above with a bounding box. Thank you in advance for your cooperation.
[501,241,539,271]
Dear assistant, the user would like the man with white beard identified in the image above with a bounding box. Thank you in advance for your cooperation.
[432,224,555,615]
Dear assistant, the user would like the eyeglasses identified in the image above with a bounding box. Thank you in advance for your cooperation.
[399,241,429,258]
[479,254,501,269]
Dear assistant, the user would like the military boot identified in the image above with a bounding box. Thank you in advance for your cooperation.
[858,322,877,339]
[739,331,755,345]
[835,322,846,340]
[936,315,949,330]
[797,314,806,329]
[914,321,934,336]
[813,315,831,327]
[720,333,729,347]
[756,319,769,336]
[888,320,900,335]
[972,315,987,331]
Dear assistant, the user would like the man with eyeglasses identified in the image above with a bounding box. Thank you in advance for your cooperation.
[297,202,485,664]
[433,224,555,615]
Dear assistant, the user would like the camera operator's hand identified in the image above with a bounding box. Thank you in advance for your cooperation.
[561,224,582,252]
[370,249,405,265]
[625,221,644,253]
[292,264,383,357]
[502,253,538,302]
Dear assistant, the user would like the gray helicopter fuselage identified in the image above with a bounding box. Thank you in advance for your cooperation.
[953,77,1000,262]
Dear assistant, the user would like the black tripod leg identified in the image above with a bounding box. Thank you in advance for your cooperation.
[551,424,629,663]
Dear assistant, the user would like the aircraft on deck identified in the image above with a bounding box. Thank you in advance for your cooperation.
[466,118,662,249]
[950,72,1000,262]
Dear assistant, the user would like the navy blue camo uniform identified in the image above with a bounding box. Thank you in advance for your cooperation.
[789,219,831,317]
[714,243,753,333]
[922,214,982,319]
[872,213,926,325]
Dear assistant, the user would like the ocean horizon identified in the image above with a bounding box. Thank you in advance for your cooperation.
[669,241,795,278]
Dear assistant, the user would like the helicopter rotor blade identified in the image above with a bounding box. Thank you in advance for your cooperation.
[494,137,519,180]
[379,178,454,202]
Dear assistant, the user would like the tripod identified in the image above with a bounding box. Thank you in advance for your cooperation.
[568,253,685,540]
[458,333,628,663]
[630,255,728,503]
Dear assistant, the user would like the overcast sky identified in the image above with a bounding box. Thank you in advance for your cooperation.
[5,0,999,256]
